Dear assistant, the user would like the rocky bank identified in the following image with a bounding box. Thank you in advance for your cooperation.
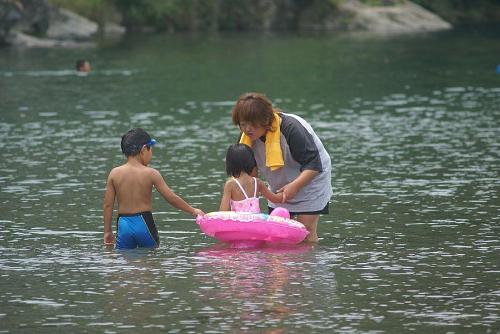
[0,0,451,48]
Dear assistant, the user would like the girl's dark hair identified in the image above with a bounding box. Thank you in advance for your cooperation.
[121,128,151,157]
[225,144,257,177]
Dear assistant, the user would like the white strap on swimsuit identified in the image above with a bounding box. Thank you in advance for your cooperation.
[230,177,261,213]
[234,177,257,198]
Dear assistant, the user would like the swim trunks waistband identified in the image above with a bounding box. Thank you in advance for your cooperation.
[118,211,153,218]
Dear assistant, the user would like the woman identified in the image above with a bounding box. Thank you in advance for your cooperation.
[231,92,332,242]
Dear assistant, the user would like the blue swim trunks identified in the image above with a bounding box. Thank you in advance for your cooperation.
[116,211,159,249]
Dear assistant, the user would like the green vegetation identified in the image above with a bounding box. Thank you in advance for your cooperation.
[413,0,500,23]
[47,0,500,31]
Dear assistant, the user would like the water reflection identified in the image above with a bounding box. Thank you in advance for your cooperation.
[193,244,329,333]
[99,248,169,331]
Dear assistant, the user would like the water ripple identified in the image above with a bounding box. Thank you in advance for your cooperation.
[0,74,498,332]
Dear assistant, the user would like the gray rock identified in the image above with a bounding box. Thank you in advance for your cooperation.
[102,22,126,36]
[9,30,95,47]
[46,7,97,40]
[338,0,452,34]
[0,2,18,44]
[8,0,50,35]
[0,1,99,47]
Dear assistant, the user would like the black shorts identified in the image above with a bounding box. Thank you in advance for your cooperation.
[268,202,329,216]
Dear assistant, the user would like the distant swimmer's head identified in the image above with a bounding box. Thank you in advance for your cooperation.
[121,128,156,157]
[76,59,91,73]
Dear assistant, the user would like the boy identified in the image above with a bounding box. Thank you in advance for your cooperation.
[103,128,204,249]
[76,59,91,73]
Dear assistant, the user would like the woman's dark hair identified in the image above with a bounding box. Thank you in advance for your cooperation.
[121,128,151,157]
[231,92,279,130]
[225,144,257,177]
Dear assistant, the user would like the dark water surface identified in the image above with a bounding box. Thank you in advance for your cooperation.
[0,26,499,333]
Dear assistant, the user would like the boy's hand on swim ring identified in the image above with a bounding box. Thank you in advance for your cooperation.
[192,208,205,217]
[103,232,115,246]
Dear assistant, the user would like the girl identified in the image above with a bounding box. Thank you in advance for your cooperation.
[219,144,283,213]
[231,92,332,242]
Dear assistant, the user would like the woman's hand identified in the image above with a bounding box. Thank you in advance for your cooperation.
[278,170,319,202]
[277,182,301,202]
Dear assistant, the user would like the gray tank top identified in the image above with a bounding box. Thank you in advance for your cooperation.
[250,113,332,212]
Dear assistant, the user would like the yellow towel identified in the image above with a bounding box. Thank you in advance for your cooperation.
[239,113,284,171]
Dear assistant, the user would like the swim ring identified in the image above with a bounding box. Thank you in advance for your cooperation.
[196,209,309,248]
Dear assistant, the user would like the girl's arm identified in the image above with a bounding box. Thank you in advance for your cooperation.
[219,180,232,211]
[103,172,116,245]
[258,179,284,204]
[152,170,204,216]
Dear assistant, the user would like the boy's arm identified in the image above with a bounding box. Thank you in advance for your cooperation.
[219,180,232,211]
[152,170,204,216]
[258,179,284,204]
[103,172,116,245]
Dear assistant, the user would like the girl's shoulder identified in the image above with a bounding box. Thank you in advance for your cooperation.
[255,177,266,188]
[224,177,236,188]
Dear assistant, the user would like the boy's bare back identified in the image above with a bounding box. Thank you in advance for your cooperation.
[107,162,157,214]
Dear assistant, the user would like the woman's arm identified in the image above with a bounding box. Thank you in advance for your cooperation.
[219,180,232,211]
[279,115,323,201]
[278,169,319,202]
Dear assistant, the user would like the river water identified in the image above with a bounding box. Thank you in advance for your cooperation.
[0,26,499,333]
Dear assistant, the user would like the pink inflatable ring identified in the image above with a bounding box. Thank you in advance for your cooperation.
[196,210,309,248]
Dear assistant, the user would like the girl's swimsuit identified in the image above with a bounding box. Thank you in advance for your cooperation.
[230,177,260,213]
[116,211,159,249]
